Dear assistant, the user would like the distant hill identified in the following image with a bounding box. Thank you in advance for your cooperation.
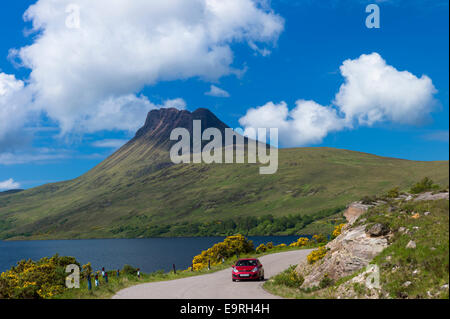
[0,108,448,240]
[0,189,24,196]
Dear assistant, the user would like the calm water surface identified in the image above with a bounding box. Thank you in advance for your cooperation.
[0,236,301,273]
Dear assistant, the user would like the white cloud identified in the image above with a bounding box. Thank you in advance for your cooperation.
[92,139,128,149]
[239,100,345,146]
[205,85,230,97]
[1,0,283,144]
[0,178,21,190]
[0,148,69,165]
[76,95,186,133]
[0,73,34,152]
[162,98,187,110]
[240,53,438,147]
[334,52,437,126]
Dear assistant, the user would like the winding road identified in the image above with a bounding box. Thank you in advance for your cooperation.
[113,249,312,299]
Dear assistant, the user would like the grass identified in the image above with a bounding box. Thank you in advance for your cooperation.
[263,197,449,299]
[55,245,315,299]
[0,147,448,240]
[368,199,449,299]
[263,266,316,299]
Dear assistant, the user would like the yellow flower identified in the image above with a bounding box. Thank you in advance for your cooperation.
[307,246,328,264]
[332,223,346,238]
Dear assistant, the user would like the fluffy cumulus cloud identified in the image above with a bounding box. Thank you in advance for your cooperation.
[334,53,437,126]
[78,95,187,133]
[240,100,345,146]
[0,178,21,190]
[205,85,230,97]
[240,52,437,147]
[0,73,34,152]
[0,0,284,148]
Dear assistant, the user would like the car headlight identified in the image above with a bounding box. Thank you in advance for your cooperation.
[251,267,258,272]
[233,268,239,273]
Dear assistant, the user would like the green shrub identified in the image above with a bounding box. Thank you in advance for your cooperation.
[272,266,304,288]
[386,187,400,198]
[319,274,334,288]
[361,195,377,204]
[410,177,440,194]
[121,264,138,275]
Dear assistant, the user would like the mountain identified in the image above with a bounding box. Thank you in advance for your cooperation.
[0,108,448,240]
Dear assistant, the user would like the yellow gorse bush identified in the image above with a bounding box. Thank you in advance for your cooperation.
[332,223,346,238]
[256,243,267,253]
[191,235,254,271]
[289,237,309,247]
[307,246,328,264]
[0,254,78,299]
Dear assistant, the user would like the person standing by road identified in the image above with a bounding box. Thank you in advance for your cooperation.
[95,273,99,287]
[87,273,92,290]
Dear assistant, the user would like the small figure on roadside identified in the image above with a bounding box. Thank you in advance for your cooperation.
[105,271,108,283]
[87,273,92,291]
[117,269,120,278]
[137,268,141,279]
[94,273,99,287]
[101,267,105,278]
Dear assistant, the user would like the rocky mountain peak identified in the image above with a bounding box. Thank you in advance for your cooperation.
[132,107,230,148]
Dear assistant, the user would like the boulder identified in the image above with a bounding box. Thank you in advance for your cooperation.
[406,240,416,249]
[366,223,390,237]
[414,192,449,202]
[344,202,372,224]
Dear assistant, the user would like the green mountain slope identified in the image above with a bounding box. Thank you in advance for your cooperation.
[0,109,448,240]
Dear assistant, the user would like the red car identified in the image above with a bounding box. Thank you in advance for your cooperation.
[232,258,265,281]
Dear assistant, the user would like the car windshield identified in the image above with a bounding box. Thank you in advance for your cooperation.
[236,260,257,266]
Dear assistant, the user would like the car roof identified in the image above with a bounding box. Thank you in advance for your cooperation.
[238,258,259,261]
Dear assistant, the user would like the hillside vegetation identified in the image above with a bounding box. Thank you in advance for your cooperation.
[0,147,448,240]
[264,184,449,299]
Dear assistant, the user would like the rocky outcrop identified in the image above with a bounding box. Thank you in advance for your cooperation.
[296,224,390,288]
[294,190,449,296]
[412,191,449,202]
[343,202,372,224]
[295,199,391,288]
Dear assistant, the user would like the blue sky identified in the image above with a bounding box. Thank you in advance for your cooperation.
[0,0,448,190]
